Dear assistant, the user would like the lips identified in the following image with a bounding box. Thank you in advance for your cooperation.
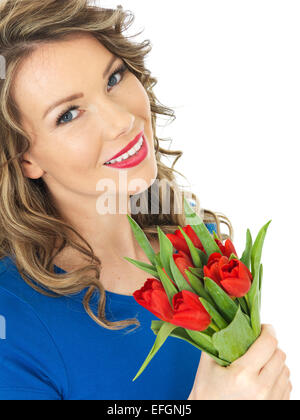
[104,131,144,164]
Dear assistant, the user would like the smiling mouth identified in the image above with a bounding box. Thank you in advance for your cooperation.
[104,133,144,165]
[103,131,148,169]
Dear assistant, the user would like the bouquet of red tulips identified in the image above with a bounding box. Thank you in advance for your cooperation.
[125,199,271,381]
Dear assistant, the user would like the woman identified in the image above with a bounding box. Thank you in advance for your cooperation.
[0,0,291,400]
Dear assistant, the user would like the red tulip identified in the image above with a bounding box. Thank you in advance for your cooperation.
[220,257,253,298]
[203,252,224,288]
[133,279,212,332]
[214,238,238,259]
[173,251,195,286]
[167,225,205,256]
[167,224,239,263]
[204,253,253,298]
[133,278,173,322]
[171,290,211,331]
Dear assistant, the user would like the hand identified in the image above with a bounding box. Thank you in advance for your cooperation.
[188,324,292,400]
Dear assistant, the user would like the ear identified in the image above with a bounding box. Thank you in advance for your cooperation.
[21,152,45,179]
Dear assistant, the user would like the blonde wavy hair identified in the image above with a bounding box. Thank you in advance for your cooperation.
[0,0,233,331]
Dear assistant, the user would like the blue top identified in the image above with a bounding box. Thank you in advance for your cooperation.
[0,222,217,400]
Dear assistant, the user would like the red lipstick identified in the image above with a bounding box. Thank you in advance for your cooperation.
[105,131,144,162]
[104,131,148,169]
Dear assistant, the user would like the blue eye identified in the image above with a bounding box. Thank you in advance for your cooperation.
[56,105,80,126]
[107,63,127,89]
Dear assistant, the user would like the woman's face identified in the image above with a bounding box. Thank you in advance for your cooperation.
[12,33,157,209]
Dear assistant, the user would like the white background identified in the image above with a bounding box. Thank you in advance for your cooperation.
[98,0,300,399]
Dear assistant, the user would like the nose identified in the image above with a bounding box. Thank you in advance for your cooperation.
[93,97,135,142]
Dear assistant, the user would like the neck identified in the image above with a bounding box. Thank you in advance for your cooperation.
[53,191,143,263]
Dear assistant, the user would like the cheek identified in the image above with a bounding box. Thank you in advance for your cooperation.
[125,75,152,119]
[35,125,101,174]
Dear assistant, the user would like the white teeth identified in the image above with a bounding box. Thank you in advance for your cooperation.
[105,136,144,165]
[128,149,136,157]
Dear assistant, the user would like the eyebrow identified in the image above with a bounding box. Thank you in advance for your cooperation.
[42,54,119,120]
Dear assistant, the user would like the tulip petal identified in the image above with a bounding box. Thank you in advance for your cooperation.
[166,233,190,255]
[224,239,238,259]
[169,255,195,294]
[133,279,173,321]
[238,260,253,282]
[221,277,252,298]
[171,290,211,331]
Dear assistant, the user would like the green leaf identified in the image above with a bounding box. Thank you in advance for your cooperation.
[183,199,222,256]
[196,248,208,266]
[259,263,263,292]
[157,226,174,279]
[193,224,222,256]
[248,220,271,312]
[212,306,257,363]
[151,321,229,367]
[237,297,250,316]
[188,267,204,277]
[185,329,218,356]
[184,270,214,304]
[183,197,204,225]
[123,257,159,279]
[132,322,178,381]
[178,226,202,268]
[204,277,238,323]
[240,229,253,269]
[127,215,157,266]
[229,253,239,261]
[155,252,162,267]
[213,231,220,241]
[169,255,195,293]
[199,298,228,330]
[250,292,261,339]
[156,265,178,306]
[259,264,263,311]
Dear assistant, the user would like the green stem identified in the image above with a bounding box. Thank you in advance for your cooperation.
[238,297,250,316]
[209,321,220,333]
[245,294,250,309]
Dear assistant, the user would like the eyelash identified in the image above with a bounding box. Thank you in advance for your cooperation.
[55,62,128,126]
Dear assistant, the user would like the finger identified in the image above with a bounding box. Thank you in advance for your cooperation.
[232,324,278,373]
[282,382,293,400]
[269,366,291,400]
[259,348,286,386]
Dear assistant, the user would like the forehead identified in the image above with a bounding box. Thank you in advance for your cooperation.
[11,33,112,123]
